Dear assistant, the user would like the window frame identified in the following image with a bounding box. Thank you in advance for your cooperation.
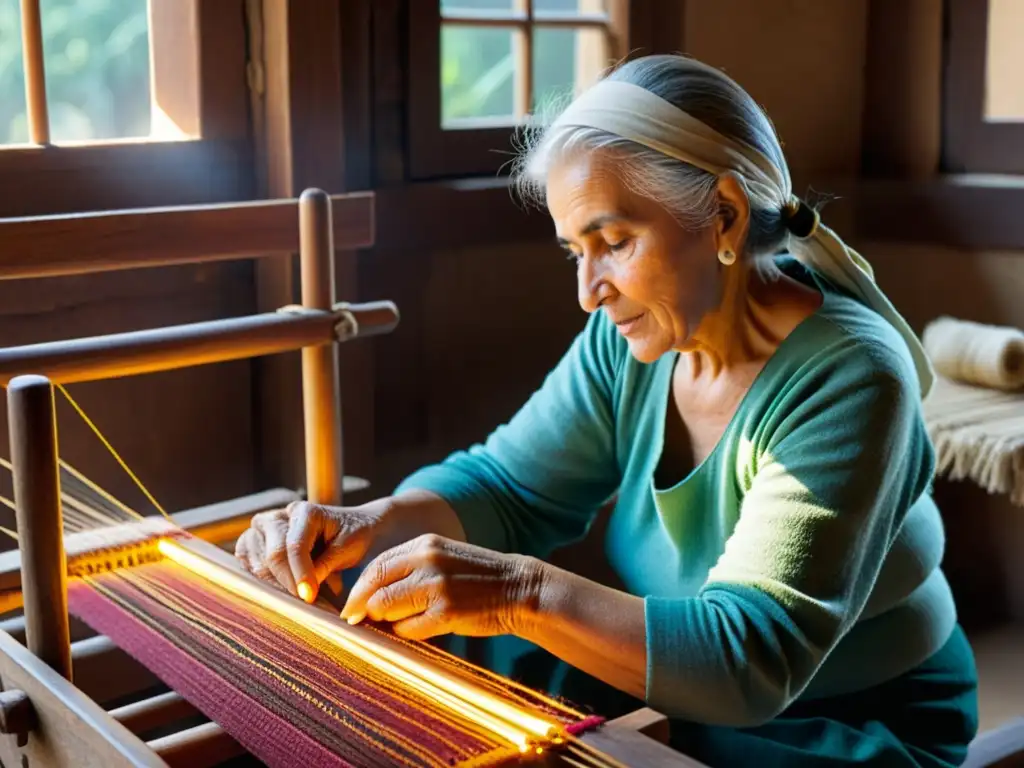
[406,0,632,180]
[0,0,253,217]
[943,0,1024,174]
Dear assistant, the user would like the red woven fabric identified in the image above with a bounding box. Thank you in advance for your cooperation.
[68,559,598,767]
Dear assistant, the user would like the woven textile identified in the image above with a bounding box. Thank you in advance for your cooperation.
[923,375,1024,506]
[68,559,594,768]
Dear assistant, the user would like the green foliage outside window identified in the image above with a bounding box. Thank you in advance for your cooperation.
[0,0,150,144]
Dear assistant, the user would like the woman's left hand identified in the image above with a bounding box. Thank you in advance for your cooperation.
[339,534,544,641]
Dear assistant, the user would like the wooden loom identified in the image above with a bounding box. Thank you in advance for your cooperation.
[0,190,704,767]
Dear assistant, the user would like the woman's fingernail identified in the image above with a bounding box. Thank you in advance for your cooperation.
[297,581,314,603]
[345,611,365,625]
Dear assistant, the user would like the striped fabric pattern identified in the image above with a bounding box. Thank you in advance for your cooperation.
[68,560,592,767]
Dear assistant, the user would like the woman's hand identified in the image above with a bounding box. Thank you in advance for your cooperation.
[340,534,544,641]
[235,499,391,602]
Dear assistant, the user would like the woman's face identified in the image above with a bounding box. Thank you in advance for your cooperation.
[546,151,735,364]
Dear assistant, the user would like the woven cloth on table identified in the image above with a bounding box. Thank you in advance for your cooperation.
[923,375,1024,506]
[68,559,597,768]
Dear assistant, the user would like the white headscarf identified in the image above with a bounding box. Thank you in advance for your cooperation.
[548,79,934,400]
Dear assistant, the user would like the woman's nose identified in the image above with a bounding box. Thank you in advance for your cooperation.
[577,257,613,313]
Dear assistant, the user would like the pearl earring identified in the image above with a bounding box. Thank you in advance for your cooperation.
[718,248,736,266]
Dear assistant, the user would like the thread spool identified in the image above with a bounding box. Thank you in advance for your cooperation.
[922,316,1024,391]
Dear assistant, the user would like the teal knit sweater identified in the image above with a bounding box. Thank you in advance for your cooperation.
[396,259,957,727]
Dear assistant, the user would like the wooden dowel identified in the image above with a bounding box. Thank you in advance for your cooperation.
[8,375,71,680]
[299,189,343,506]
[514,0,534,118]
[148,721,244,768]
[110,692,198,736]
[0,302,398,386]
[19,0,49,145]
[0,192,374,281]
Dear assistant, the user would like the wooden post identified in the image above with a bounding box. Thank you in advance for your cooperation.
[7,374,72,681]
[298,189,343,506]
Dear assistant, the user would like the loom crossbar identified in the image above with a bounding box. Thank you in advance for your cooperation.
[0,192,374,280]
[0,301,399,386]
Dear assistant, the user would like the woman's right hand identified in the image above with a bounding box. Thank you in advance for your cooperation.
[234,499,392,603]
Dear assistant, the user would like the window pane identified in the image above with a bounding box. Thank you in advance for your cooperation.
[985,0,1024,120]
[533,26,607,113]
[534,0,606,15]
[0,0,30,143]
[442,0,515,14]
[41,0,151,142]
[441,25,516,127]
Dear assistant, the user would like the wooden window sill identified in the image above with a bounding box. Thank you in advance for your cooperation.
[854,174,1024,251]
[375,174,1024,253]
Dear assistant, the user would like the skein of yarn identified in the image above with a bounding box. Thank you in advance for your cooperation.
[922,316,1024,391]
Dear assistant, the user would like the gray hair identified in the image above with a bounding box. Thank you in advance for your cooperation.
[511,55,793,263]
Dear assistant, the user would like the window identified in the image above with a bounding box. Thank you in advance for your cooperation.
[0,0,250,216]
[943,0,1024,174]
[0,0,152,145]
[407,0,629,179]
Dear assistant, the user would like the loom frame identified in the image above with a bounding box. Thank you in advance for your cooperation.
[0,190,705,767]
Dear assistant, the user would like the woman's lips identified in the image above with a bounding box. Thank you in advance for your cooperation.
[615,314,644,335]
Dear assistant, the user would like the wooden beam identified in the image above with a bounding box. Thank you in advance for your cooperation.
[251,0,375,493]
[861,0,943,177]
[149,0,249,141]
[853,176,1024,251]
[578,723,710,767]
[0,140,251,219]
[110,692,199,737]
[0,631,164,767]
[0,302,397,386]
[373,179,553,250]
[149,722,243,768]
[0,192,374,280]
[607,707,671,745]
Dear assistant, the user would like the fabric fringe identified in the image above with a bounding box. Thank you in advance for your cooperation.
[923,376,1024,506]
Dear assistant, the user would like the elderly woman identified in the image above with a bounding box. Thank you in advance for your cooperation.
[236,55,978,767]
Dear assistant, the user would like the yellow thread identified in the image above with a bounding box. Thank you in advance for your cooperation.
[125,566,464,765]
[58,460,143,522]
[139,564,490,758]
[56,384,171,521]
[157,538,546,748]
[92,569,457,768]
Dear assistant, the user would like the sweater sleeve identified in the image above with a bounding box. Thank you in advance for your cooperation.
[644,339,934,726]
[394,312,622,558]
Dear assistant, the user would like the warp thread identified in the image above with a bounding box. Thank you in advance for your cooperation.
[69,558,599,768]
[922,316,1024,392]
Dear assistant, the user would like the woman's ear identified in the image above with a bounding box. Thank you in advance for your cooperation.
[715,172,751,258]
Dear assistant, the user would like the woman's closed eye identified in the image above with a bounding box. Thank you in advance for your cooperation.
[608,237,632,252]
